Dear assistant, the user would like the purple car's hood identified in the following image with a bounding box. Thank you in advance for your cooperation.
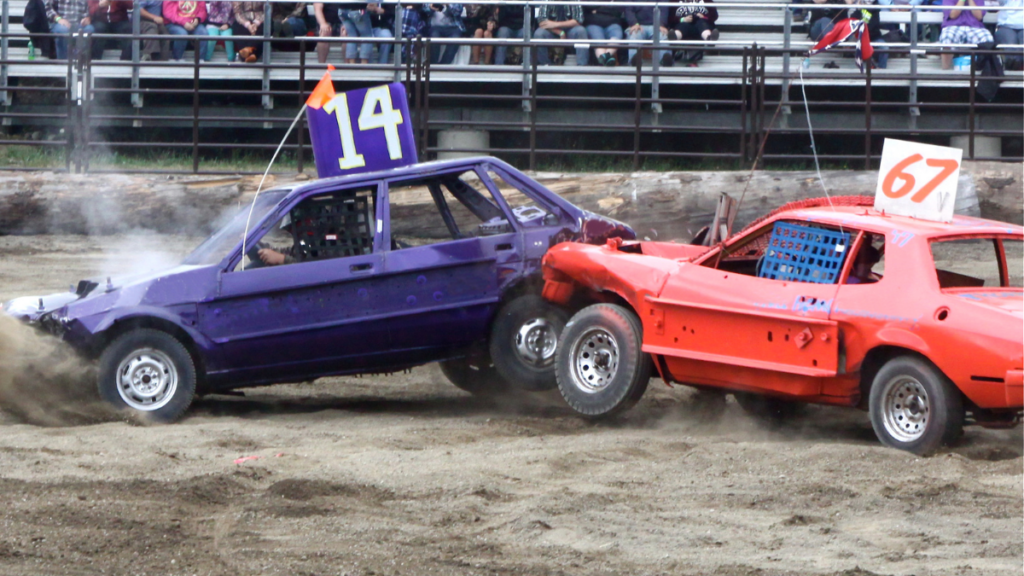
[3,264,217,324]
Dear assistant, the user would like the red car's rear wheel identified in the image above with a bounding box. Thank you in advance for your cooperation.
[869,356,964,456]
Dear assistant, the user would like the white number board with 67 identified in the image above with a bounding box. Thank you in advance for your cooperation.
[874,138,963,223]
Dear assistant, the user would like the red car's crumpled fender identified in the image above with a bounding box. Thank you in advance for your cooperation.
[542,238,680,312]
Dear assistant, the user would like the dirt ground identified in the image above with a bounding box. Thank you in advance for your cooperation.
[0,234,1021,576]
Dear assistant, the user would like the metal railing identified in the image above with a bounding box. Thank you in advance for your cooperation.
[5,1,1023,173]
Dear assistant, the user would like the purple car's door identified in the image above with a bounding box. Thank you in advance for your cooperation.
[381,169,523,363]
[197,184,392,384]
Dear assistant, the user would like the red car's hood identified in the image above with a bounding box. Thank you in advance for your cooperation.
[952,290,1024,318]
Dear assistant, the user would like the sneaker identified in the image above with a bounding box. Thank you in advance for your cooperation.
[606,55,617,67]
[707,29,720,42]
[823,60,839,69]
[598,53,609,66]
[660,52,674,67]
[140,54,152,62]
[629,53,640,67]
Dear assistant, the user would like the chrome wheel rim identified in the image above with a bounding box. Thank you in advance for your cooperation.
[116,348,178,411]
[514,317,558,369]
[569,328,620,394]
[881,375,930,443]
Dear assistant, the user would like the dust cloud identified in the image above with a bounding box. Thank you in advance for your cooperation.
[0,314,117,426]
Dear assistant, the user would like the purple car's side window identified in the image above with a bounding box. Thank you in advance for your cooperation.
[238,186,378,270]
[387,170,508,249]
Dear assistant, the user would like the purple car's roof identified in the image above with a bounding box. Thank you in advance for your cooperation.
[275,156,575,212]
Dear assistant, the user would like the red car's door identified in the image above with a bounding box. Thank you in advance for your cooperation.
[643,221,851,397]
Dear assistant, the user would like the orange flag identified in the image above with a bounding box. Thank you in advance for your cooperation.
[305,65,336,110]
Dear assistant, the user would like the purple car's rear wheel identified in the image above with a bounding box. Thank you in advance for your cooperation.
[98,329,196,423]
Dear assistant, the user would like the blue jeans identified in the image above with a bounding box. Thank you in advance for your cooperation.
[283,16,307,37]
[495,26,524,65]
[534,25,588,65]
[372,27,395,64]
[205,25,234,61]
[586,23,623,63]
[626,25,666,64]
[50,21,96,60]
[342,10,373,60]
[995,26,1023,69]
[166,23,210,60]
[810,17,834,42]
[430,24,461,64]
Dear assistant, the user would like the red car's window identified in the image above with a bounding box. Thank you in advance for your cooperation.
[930,238,1003,288]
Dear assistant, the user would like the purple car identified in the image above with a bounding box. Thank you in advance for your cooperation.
[3,157,633,422]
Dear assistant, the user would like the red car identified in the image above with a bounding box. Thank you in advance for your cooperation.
[541,197,1023,455]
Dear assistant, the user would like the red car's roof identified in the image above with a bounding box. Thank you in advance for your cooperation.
[774,206,1024,238]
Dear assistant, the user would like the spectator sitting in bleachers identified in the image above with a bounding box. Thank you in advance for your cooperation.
[370,1,398,64]
[425,3,465,64]
[138,0,171,60]
[233,0,266,62]
[88,0,133,60]
[465,4,497,64]
[164,0,211,61]
[808,0,847,42]
[535,1,588,65]
[995,0,1022,70]
[668,0,719,67]
[939,0,994,69]
[584,2,625,66]
[625,2,670,67]
[313,2,341,63]
[272,2,308,38]
[44,0,95,59]
[340,2,373,63]
[494,4,525,65]
[205,0,235,62]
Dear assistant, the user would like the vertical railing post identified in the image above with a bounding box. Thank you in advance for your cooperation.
[529,38,538,171]
[192,38,201,173]
[522,3,533,113]
[262,1,272,110]
[413,37,423,160]
[633,50,642,170]
[73,32,83,173]
[781,7,792,123]
[82,34,92,172]
[298,39,306,174]
[131,3,141,108]
[969,53,976,160]
[865,63,872,170]
[908,7,919,125]
[393,2,404,82]
[65,37,75,172]
[740,47,747,163]
[423,38,432,159]
[651,2,661,117]
[1,0,10,107]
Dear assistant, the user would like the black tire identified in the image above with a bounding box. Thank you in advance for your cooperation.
[97,329,197,423]
[868,355,964,456]
[734,392,806,423]
[555,304,651,418]
[439,354,510,396]
[489,294,569,392]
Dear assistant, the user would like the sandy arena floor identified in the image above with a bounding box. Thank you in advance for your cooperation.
[0,234,1020,576]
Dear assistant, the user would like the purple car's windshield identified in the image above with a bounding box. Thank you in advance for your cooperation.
[182,190,288,266]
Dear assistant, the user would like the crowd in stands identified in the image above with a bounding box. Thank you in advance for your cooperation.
[798,0,1022,70]
[25,0,1023,69]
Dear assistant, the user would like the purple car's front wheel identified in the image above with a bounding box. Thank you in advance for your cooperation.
[98,329,197,423]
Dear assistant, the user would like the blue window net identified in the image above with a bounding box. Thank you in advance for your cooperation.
[757,222,851,284]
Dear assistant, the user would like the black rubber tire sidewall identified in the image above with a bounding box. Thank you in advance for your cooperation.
[868,355,964,456]
[97,329,197,424]
[555,304,651,418]
[439,354,510,397]
[489,294,569,392]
